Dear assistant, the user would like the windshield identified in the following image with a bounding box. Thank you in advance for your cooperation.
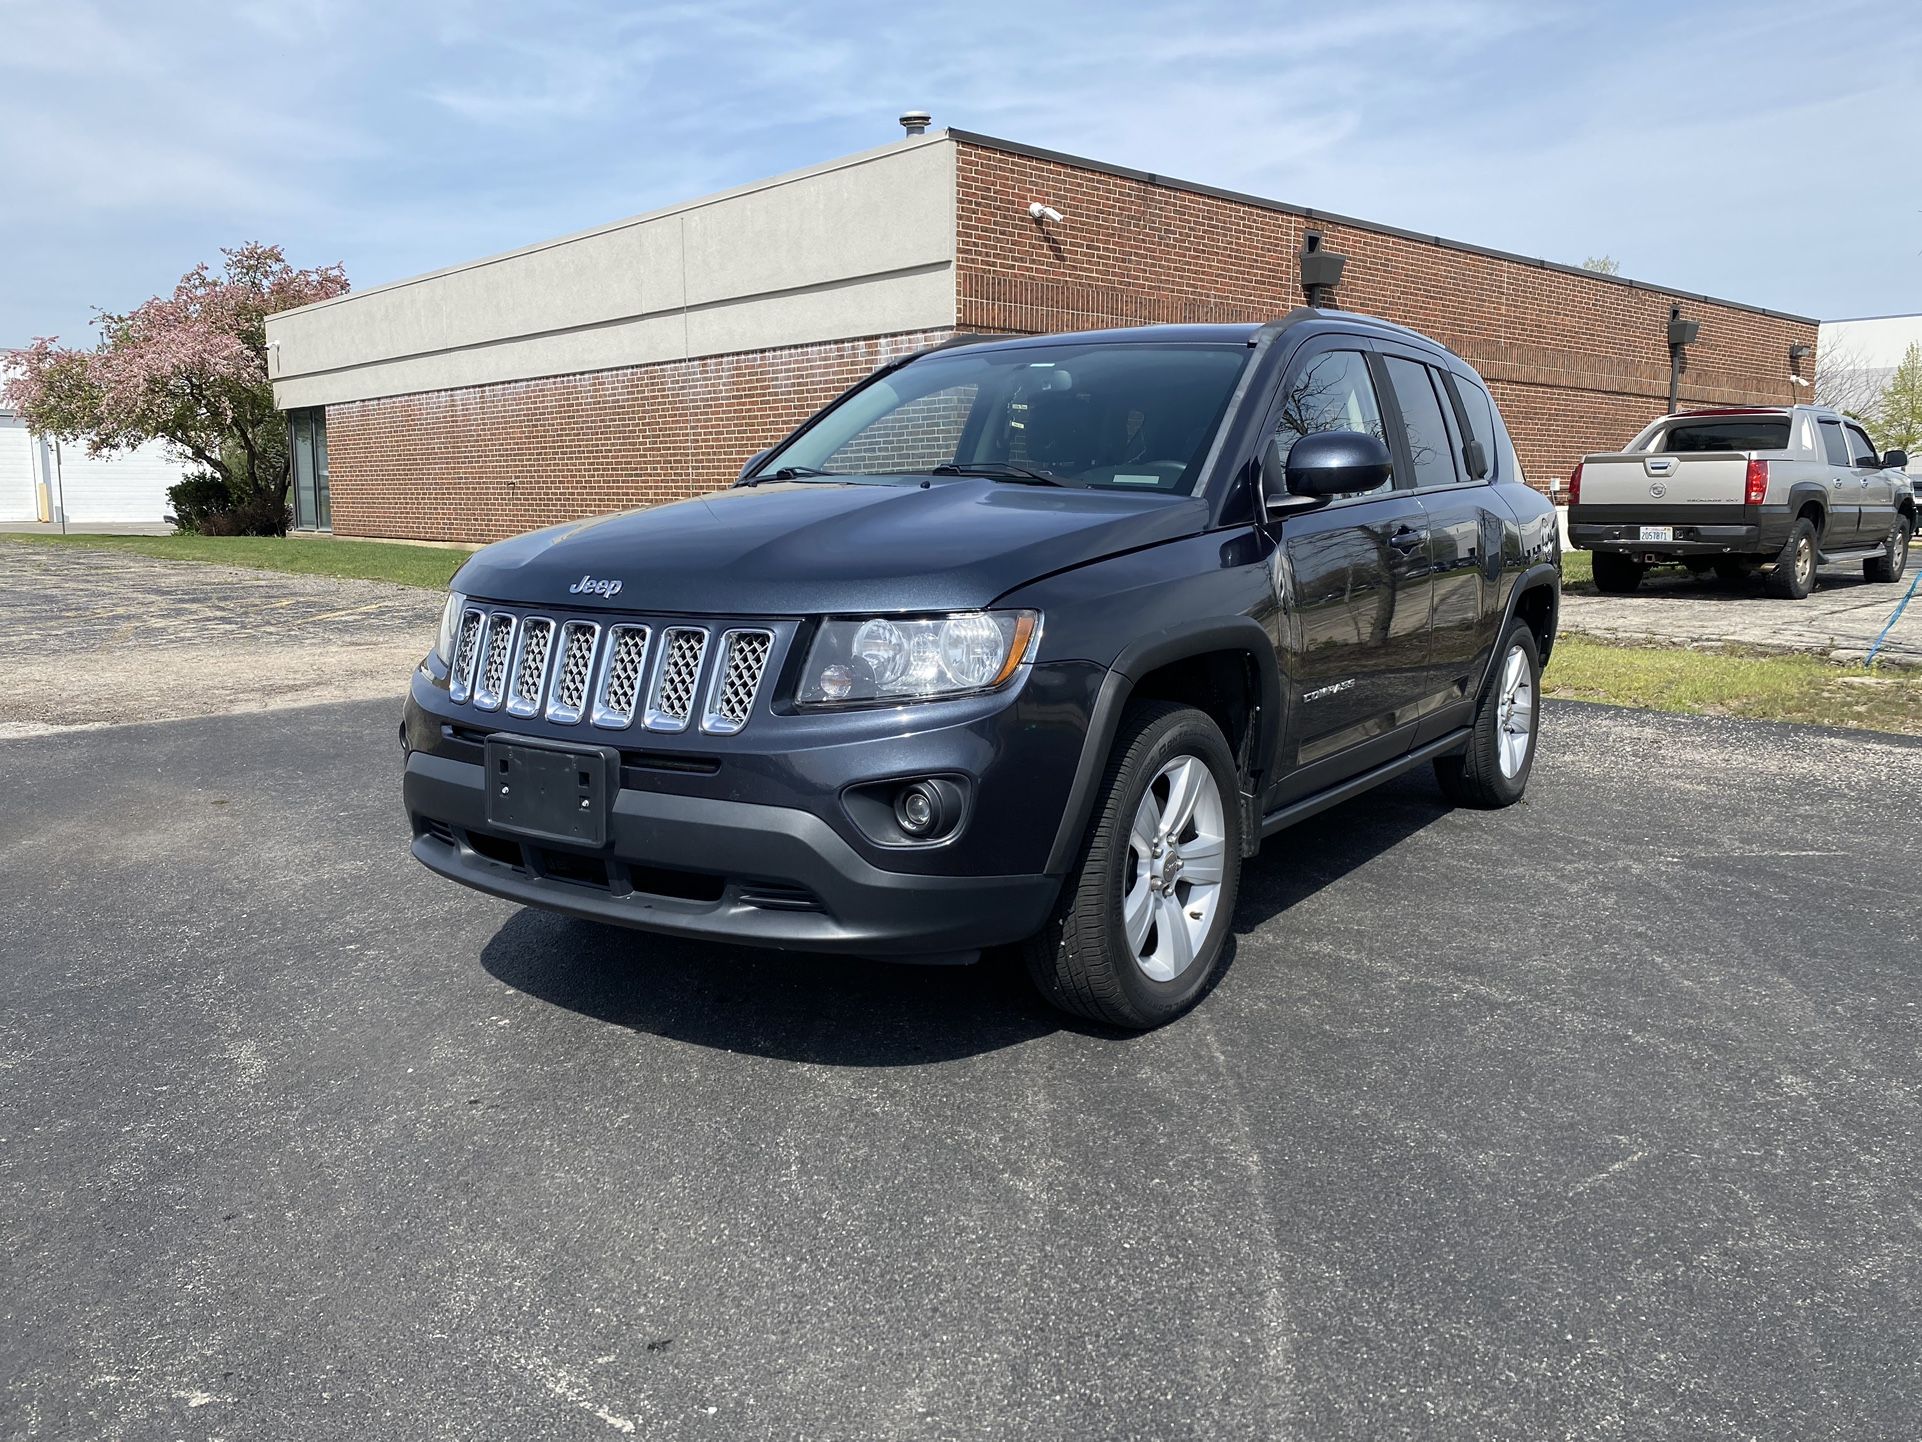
[758,342,1250,494]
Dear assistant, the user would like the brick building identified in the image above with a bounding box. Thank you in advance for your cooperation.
[266,128,1817,543]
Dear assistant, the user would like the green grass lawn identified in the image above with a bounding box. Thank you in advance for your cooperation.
[0,531,469,589]
[1559,549,1591,588]
[1546,635,1922,735]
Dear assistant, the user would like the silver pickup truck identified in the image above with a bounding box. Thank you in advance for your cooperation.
[1567,405,1914,598]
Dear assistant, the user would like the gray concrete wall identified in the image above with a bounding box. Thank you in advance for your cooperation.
[267,137,957,409]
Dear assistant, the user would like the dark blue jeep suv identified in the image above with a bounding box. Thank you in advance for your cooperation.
[402,310,1560,1029]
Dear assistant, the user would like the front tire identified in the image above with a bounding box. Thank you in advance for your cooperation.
[1434,620,1541,809]
[1023,702,1243,1030]
[1591,552,1645,594]
[1865,516,1911,583]
[1765,517,1818,599]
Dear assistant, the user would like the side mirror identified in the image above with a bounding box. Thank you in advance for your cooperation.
[1884,449,1909,472]
[1262,430,1393,514]
[734,447,774,487]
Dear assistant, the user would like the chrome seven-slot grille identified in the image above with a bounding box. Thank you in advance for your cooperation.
[447,607,775,735]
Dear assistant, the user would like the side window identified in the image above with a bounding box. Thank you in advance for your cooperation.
[1272,349,1391,498]
[1383,357,1461,490]
[1447,373,1498,480]
[1845,425,1881,467]
[1818,419,1851,467]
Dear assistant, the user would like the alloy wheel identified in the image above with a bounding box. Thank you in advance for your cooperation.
[1123,755,1227,982]
[1495,643,1535,779]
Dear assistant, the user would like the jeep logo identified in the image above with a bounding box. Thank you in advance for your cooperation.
[568,574,623,598]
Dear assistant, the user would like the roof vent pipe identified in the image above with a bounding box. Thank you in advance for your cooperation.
[899,110,931,137]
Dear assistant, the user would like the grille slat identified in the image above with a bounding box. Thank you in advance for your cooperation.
[591,625,652,729]
[545,621,600,724]
[447,608,486,703]
[645,628,709,733]
[506,618,555,717]
[471,613,518,712]
[702,629,774,735]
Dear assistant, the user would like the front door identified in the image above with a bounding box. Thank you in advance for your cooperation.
[1262,342,1434,800]
[1845,420,1897,550]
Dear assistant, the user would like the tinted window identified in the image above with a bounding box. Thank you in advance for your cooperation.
[1845,425,1881,466]
[1272,350,1391,498]
[1450,374,1497,479]
[1818,419,1850,466]
[764,344,1249,494]
[1660,419,1792,452]
[1384,357,1460,490]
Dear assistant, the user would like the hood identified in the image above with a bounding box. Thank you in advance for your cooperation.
[452,477,1208,615]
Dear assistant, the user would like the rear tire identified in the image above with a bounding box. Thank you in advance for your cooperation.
[1434,620,1541,810]
[1023,702,1243,1030]
[1764,518,1818,600]
[1591,552,1645,594]
[1865,516,1911,583]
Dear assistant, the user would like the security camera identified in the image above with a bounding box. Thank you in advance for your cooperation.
[1028,202,1064,224]
[1789,374,1812,387]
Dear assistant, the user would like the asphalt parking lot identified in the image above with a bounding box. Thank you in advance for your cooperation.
[1560,558,1922,663]
[5,687,1918,1440]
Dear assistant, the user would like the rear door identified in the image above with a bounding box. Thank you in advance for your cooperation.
[1376,350,1505,735]
[1845,420,1897,547]
[1816,416,1860,544]
[1264,338,1435,798]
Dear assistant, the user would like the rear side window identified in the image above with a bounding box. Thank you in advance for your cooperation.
[1449,374,1498,480]
[1845,425,1881,466]
[1818,419,1850,466]
[1383,357,1461,490]
[1659,419,1793,452]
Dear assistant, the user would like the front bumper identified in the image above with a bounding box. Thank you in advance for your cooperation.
[404,749,1059,958]
[400,654,1102,960]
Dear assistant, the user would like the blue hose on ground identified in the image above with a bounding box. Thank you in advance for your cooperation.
[1865,568,1922,667]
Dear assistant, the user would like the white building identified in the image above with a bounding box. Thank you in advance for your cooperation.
[0,389,187,531]
[1817,313,1922,413]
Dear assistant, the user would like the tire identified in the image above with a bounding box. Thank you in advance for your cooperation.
[1764,517,1818,600]
[1023,701,1243,1030]
[1591,551,1645,594]
[1434,619,1541,810]
[1713,557,1751,582]
[1865,515,1911,583]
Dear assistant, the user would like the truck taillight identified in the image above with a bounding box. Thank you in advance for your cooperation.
[1744,458,1768,505]
[1568,462,1583,506]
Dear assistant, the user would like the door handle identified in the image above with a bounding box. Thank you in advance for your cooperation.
[1861,476,1872,487]
[1388,526,1426,552]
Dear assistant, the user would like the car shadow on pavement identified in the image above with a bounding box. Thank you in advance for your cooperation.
[1230,771,1454,934]
[479,908,1067,1065]
[478,773,1454,1062]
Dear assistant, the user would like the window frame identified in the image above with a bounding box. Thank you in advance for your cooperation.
[1843,422,1882,468]
[1439,370,1498,483]
[1258,337,1403,508]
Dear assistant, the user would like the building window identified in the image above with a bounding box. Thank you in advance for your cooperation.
[289,409,330,532]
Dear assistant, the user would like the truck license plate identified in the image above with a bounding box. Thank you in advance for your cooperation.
[1638,525,1674,542]
[483,736,619,847]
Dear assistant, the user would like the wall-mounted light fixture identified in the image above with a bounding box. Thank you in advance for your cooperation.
[1666,304,1700,412]
[1300,231,1347,308]
[1788,341,1813,390]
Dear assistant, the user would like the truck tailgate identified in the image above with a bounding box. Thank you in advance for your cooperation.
[1579,451,1750,507]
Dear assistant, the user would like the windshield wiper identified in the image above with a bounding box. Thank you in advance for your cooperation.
[750,465,841,484]
[931,462,1068,487]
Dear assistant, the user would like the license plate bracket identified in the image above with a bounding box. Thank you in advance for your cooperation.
[1639,525,1675,542]
[483,735,620,848]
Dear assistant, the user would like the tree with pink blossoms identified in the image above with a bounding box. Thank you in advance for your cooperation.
[3,244,348,534]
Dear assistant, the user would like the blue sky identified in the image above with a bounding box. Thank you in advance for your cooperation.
[2,0,1916,346]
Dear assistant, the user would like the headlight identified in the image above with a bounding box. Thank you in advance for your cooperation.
[434,591,467,665]
[799,610,1040,705]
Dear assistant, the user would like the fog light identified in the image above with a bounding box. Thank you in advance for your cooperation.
[895,782,941,836]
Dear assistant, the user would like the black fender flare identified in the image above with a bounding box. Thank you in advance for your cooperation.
[1476,562,1561,700]
[1042,618,1284,875]
[1785,481,1830,534]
